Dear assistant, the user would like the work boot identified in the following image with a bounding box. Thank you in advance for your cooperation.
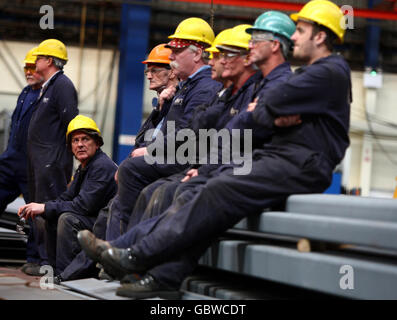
[20,262,39,273]
[23,264,47,276]
[120,273,142,284]
[100,247,146,280]
[116,274,181,300]
[77,230,111,262]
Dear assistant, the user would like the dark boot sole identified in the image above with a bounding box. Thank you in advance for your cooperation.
[116,288,182,300]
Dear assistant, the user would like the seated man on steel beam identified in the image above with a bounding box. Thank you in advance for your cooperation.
[105,43,178,241]
[18,115,118,282]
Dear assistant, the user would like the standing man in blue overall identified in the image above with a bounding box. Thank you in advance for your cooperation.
[25,39,78,275]
[0,47,43,273]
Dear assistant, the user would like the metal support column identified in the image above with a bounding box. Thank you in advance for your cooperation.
[359,134,372,197]
[364,0,381,69]
[360,0,382,196]
[113,1,151,164]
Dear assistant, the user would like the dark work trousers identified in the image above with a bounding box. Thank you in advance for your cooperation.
[60,207,108,280]
[121,172,208,288]
[112,146,334,287]
[105,197,124,241]
[127,172,186,230]
[107,155,188,240]
[145,174,215,288]
[46,212,96,275]
[29,217,48,265]
[0,166,29,213]
[112,174,217,288]
[0,164,41,263]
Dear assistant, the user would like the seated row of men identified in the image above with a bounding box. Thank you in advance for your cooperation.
[18,0,352,299]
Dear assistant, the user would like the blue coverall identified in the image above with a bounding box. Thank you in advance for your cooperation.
[27,71,79,265]
[42,149,118,276]
[111,55,352,288]
[134,97,173,149]
[0,85,40,264]
[105,97,174,240]
[106,66,222,239]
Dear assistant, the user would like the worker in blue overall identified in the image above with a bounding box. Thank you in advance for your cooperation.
[79,11,298,299]
[0,47,43,273]
[19,115,117,281]
[133,44,178,153]
[105,17,222,239]
[24,39,79,275]
[105,43,178,241]
[80,0,352,299]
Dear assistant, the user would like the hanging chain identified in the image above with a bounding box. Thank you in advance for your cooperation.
[210,0,214,29]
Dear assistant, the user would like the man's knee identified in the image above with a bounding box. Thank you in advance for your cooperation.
[58,212,80,236]
[118,157,142,178]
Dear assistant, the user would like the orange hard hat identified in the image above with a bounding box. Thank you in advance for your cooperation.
[142,44,172,65]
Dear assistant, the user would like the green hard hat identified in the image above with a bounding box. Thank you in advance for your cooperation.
[246,11,296,43]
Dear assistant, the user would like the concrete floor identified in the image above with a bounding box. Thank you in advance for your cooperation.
[0,266,93,300]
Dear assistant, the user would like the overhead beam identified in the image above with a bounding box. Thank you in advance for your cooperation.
[166,0,397,21]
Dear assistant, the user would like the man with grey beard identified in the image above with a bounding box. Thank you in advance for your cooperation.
[0,47,44,274]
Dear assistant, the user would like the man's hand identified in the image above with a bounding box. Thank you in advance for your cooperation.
[274,115,302,127]
[18,203,45,220]
[131,147,148,158]
[159,86,177,110]
[114,169,118,184]
[181,169,199,183]
[247,97,258,112]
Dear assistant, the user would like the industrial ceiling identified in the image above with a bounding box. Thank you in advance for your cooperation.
[0,0,396,72]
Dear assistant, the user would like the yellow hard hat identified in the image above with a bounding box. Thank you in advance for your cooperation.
[206,29,233,54]
[33,39,68,61]
[24,47,38,65]
[66,115,103,146]
[290,0,345,43]
[168,17,215,46]
[216,24,252,51]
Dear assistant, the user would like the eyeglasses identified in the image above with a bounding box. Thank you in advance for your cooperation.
[249,33,276,46]
[71,136,93,145]
[249,39,274,46]
[24,66,36,73]
[219,52,246,60]
[144,67,168,76]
